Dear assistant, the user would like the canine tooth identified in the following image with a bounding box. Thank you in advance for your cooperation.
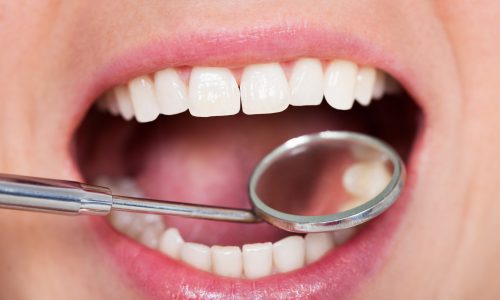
[354,67,376,106]
[333,228,357,245]
[240,63,290,114]
[158,228,184,259]
[372,70,386,99]
[180,242,212,272]
[242,242,273,279]
[342,161,392,200]
[305,233,335,264]
[128,76,160,123]
[114,85,135,120]
[188,67,240,117]
[211,246,242,278]
[324,60,358,110]
[273,236,305,273]
[154,68,189,115]
[289,58,324,106]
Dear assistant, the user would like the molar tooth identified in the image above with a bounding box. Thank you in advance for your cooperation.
[109,211,136,232]
[154,68,188,115]
[113,85,135,121]
[324,60,358,110]
[188,67,240,117]
[372,70,386,99]
[211,246,242,278]
[333,228,357,246]
[242,242,273,279]
[289,58,324,106]
[305,233,335,264]
[240,63,290,114]
[342,161,391,200]
[180,242,212,272]
[128,76,160,123]
[354,67,376,106]
[158,228,184,259]
[272,236,305,273]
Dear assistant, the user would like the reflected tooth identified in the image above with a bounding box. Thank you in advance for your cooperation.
[289,58,324,106]
[188,67,240,117]
[342,161,392,200]
[333,228,357,246]
[211,246,242,278]
[114,86,135,121]
[240,63,290,114]
[324,60,358,110]
[305,233,335,264]
[242,242,273,279]
[158,228,184,259]
[354,67,376,106]
[372,70,386,99]
[154,68,189,115]
[273,236,305,273]
[338,198,367,212]
[128,76,160,123]
[180,242,212,272]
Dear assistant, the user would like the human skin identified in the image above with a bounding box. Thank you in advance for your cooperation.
[0,0,499,299]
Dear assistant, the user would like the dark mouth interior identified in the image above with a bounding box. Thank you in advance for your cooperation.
[74,91,422,245]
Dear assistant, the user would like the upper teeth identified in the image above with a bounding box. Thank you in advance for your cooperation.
[98,58,398,122]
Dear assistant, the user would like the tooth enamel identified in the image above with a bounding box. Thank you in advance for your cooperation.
[342,160,392,200]
[180,242,212,272]
[154,68,189,115]
[324,60,358,110]
[128,76,160,123]
[105,92,120,116]
[354,67,376,106]
[242,242,273,279]
[158,228,185,259]
[211,246,242,278]
[113,85,135,120]
[109,211,136,232]
[138,227,163,249]
[372,70,386,99]
[333,228,357,246]
[338,198,367,212]
[188,67,240,117]
[272,236,305,273]
[289,58,324,106]
[305,233,335,264]
[240,63,290,114]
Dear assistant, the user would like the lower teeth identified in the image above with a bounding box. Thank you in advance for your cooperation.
[100,159,389,279]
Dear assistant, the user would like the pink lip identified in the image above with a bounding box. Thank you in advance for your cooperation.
[75,22,426,299]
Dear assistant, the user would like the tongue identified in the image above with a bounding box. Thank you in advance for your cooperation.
[131,106,358,246]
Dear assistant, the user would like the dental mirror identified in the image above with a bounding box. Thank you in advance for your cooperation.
[0,131,405,233]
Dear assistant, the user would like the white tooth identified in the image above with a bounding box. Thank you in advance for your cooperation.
[180,242,212,272]
[272,236,305,273]
[211,246,242,278]
[338,198,367,212]
[240,63,290,114]
[109,211,136,232]
[138,227,162,249]
[188,67,240,117]
[128,76,160,123]
[121,214,146,239]
[114,85,135,121]
[324,60,358,110]
[372,70,386,99]
[154,68,189,115]
[289,58,324,106]
[105,92,120,116]
[305,233,335,264]
[333,228,357,246]
[342,161,392,200]
[354,67,376,106]
[242,242,273,279]
[158,228,184,259]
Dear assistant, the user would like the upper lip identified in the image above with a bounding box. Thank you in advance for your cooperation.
[74,20,425,299]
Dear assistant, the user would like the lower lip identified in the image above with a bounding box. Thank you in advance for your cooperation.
[89,135,420,299]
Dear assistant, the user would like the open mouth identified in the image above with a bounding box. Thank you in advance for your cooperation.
[71,27,423,298]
